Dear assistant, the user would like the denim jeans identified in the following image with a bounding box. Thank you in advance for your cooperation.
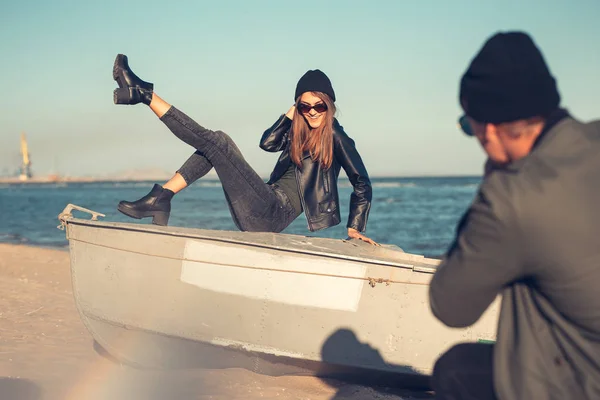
[160,106,299,233]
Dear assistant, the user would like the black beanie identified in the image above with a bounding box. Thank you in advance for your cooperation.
[460,31,560,124]
[294,69,336,102]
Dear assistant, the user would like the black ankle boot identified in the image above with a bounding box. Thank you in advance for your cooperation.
[118,184,174,226]
[113,54,154,105]
[113,86,153,105]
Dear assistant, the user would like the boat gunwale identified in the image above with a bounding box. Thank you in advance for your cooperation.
[62,216,440,272]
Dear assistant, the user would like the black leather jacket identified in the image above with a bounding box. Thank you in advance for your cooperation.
[260,115,372,233]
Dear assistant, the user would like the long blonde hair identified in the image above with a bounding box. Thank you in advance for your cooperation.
[289,92,336,169]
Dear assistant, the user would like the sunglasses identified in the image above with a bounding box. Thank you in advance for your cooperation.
[298,102,328,114]
[458,115,474,137]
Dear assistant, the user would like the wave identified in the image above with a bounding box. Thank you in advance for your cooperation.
[6,181,227,189]
[0,232,68,249]
[0,233,30,244]
[337,182,417,189]
[373,182,417,188]
[194,182,223,188]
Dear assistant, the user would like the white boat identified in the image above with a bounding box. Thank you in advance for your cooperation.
[57,204,499,388]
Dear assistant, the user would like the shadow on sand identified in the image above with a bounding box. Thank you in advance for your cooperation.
[317,328,434,399]
[91,326,434,399]
[0,378,42,400]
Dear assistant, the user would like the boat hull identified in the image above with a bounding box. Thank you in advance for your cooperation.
[62,212,499,385]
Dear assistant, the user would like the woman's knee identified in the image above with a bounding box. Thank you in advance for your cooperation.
[217,130,242,151]
[202,130,241,157]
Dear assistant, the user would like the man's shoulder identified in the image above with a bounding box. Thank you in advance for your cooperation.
[584,119,600,135]
[481,116,600,215]
[527,117,600,158]
[501,117,597,181]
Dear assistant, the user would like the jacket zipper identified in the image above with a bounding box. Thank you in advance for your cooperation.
[295,166,313,231]
[322,170,329,194]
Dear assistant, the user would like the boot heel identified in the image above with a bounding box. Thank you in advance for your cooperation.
[152,211,170,226]
[113,88,131,104]
[113,54,126,86]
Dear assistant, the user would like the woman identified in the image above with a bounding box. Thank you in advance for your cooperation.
[113,54,377,245]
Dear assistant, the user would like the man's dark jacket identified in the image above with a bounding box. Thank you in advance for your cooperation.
[260,115,371,233]
[430,113,600,399]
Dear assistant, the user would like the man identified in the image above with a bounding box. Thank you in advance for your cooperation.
[429,31,600,399]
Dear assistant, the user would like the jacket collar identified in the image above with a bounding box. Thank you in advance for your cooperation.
[531,108,571,151]
[486,108,571,174]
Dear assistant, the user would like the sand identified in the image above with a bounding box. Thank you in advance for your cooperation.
[0,244,432,400]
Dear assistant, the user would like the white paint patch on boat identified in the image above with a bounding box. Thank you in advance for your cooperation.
[181,240,366,311]
[210,337,308,359]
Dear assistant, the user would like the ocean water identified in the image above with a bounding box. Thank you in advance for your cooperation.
[0,176,481,257]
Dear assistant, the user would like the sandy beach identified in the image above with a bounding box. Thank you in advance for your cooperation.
[0,244,432,400]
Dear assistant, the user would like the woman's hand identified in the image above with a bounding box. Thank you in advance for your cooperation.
[285,105,296,120]
[347,228,379,246]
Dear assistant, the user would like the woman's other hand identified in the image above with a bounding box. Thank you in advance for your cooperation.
[347,228,379,246]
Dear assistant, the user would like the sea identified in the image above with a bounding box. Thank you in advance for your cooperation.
[0,176,481,258]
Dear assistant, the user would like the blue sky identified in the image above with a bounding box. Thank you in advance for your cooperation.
[1,0,599,178]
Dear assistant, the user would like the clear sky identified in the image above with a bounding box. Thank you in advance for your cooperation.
[1,0,599,178]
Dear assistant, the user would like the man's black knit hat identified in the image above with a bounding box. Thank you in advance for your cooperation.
[460,31,560,123]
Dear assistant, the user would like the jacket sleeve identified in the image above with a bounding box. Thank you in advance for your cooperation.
[429,173,523,328]
[259,115,292,152]
[333,126,372,232]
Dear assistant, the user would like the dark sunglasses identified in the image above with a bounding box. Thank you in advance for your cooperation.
[458,115,474,137]
[298,102,328,114]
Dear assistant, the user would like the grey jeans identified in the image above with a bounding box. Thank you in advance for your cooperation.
[160,106,299,233]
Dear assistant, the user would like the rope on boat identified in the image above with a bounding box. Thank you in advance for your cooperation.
[68,238,431,287]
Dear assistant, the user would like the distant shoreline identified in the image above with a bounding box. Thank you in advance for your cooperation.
[0,174,482,185]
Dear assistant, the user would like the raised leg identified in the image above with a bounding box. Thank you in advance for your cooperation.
[112,54,294,232]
